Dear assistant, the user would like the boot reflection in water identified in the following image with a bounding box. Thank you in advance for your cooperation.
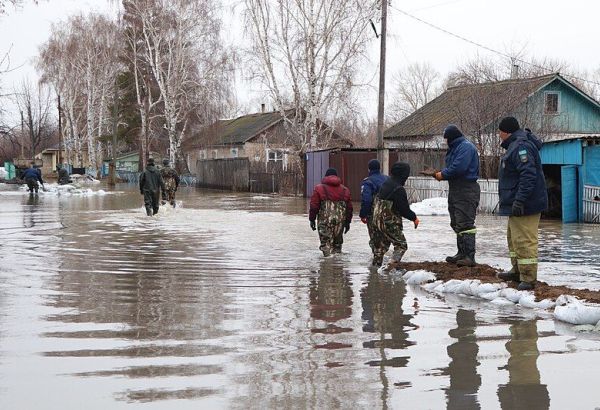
[497,319,550,410]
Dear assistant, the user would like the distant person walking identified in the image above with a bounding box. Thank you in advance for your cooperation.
[160,158,180,207]
[359,159,389,266]
[139,158,165,216]
[371,162,419,266]
[22,163,45,194]
[496,117,548,291]
[309,168,353,256]
[433,124,480,267]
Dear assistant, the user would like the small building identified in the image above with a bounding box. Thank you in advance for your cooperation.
[384,73,600,179]
[34,145,67,177]
[540,136,600,223]
[183,109,351,174]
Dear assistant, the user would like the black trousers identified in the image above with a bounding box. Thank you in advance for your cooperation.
[448,179,480,234]
[143,190,160,214]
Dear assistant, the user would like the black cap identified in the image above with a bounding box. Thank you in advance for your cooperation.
[443,124,463,142]
[324,168,337,177]
[368,159,380,171]
[163,158,170,166]
[148,158,155,165]
[499,116,520,133]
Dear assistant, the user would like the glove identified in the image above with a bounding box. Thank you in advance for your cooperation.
[344,223,350,234]
[360,217,368,224]
[413,217,420,229]
[310,220,316,231]
[512,200,525,217]
[434,171,444,181]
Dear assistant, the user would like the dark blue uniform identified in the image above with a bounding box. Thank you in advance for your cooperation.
[22,167,44,193]
[498,129,548,216]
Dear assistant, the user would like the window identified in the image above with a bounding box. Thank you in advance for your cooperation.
[545,92,560,114]
[212,150,219,159]
[198,150,207,160]
[267,149,284,162]
[230,148,239,158]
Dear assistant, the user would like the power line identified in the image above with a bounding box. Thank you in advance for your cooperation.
[389,4,600,88]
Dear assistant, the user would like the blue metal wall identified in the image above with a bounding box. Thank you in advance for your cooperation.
[540,139,582,165]
[305,150,330,197]
[584,145,600,186]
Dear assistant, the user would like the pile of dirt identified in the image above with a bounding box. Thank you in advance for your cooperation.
[395,261,600,305]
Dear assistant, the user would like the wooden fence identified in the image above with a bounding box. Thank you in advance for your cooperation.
[249,172,303,195]
[583,185,600,223]
[405,177,499,214]
[196,158,249,191]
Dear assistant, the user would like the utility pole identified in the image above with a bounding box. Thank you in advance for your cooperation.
[376,0,389,174]
[108,78,118,187]
[57,95,62,166]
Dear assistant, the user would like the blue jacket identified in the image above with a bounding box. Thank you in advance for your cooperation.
[359,170,388,218]
[498,129,548,216]
[21,167,43,183]
[441,136,479,181]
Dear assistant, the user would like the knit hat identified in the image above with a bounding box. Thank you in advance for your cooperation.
[147,158,155,165]
[443,124,463,142]
[324,168,337,177]
[162,158,170,166]
[390,162,410,178]
[498,116,520,133]
[368,159,380,171]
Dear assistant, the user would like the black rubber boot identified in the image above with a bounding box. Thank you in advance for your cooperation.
[498,270,519,282]
[446,235,464,264]
[456,234,476,267]
[517,281,535,291]
[145,207,152,216]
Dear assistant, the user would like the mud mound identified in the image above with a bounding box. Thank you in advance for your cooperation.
[396,261,600,304]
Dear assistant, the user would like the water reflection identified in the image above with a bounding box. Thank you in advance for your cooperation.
[23,193,40,228]
[443,309,481,410]
[309,258,353,350]
[497,319,550,410]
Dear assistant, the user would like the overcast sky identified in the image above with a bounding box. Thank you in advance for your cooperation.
[1,0,599,121]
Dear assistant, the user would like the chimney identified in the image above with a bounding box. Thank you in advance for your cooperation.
[511,64,520,79]
[261,103,266,113]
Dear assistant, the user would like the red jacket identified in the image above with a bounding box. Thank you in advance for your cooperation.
[309,175,353,223]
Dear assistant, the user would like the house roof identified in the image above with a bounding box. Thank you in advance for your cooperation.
[215,110,294,145]
[384,73,598,139]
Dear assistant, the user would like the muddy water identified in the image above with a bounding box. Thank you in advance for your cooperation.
[1,184,599,409]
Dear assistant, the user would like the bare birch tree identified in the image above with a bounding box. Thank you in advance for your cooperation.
[389,62,441,122]
[244,0,377,152]
[125,0,232,165]
[13,78,53,158]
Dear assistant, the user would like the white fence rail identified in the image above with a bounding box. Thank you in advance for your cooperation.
[583,185,600,223]
[405,177,499,214]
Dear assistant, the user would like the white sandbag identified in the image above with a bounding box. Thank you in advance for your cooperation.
[553,295,600,325]
[458,280,479,296]
[433,283,446,293]
[518,293,556,310]
[499,288,522,303]
[477,283,505,294]
[442,280,464,294]
[403,270,436,285]
[480,291,500,301]
[422,280,443,291]
[490,297,516,306]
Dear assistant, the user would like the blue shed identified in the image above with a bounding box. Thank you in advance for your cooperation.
[540,136,600,223]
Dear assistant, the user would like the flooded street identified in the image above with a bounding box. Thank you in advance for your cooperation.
[1,184,600,409]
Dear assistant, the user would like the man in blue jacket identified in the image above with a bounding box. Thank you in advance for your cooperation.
[360,159,389,266]
[496,117,547,290]
[434,125,480,266]
[21,163,45,193]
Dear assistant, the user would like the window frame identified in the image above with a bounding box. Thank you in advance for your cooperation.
[544,91,561,115]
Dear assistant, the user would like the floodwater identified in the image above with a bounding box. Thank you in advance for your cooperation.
[1,184,600,409]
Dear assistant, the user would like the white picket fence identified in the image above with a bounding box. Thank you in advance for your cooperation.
[405,177,499,214]
[583,185,600,223]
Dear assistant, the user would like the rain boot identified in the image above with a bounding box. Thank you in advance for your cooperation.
[456,234,476,267]
[498,257,520,282]
[445,234,464,264]
[145,207,152,216]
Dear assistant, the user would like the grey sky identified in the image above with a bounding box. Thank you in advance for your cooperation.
[1,0,599,121]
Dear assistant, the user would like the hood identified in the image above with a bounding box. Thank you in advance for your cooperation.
[525,130,543,150]
[448,135,466,149]
[368,169,381,177]
[390,162,410,185]
[501,129,542,150]
[322,175,342,186]
[146,164,158,172]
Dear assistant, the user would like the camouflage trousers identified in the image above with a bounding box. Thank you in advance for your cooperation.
[370,198,408,266]
[162,178,177,207]
[317,200,347,256]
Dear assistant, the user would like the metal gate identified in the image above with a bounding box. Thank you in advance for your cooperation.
[583,185,600,223]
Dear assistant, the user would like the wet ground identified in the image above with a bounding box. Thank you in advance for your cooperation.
[1,183,600,409]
